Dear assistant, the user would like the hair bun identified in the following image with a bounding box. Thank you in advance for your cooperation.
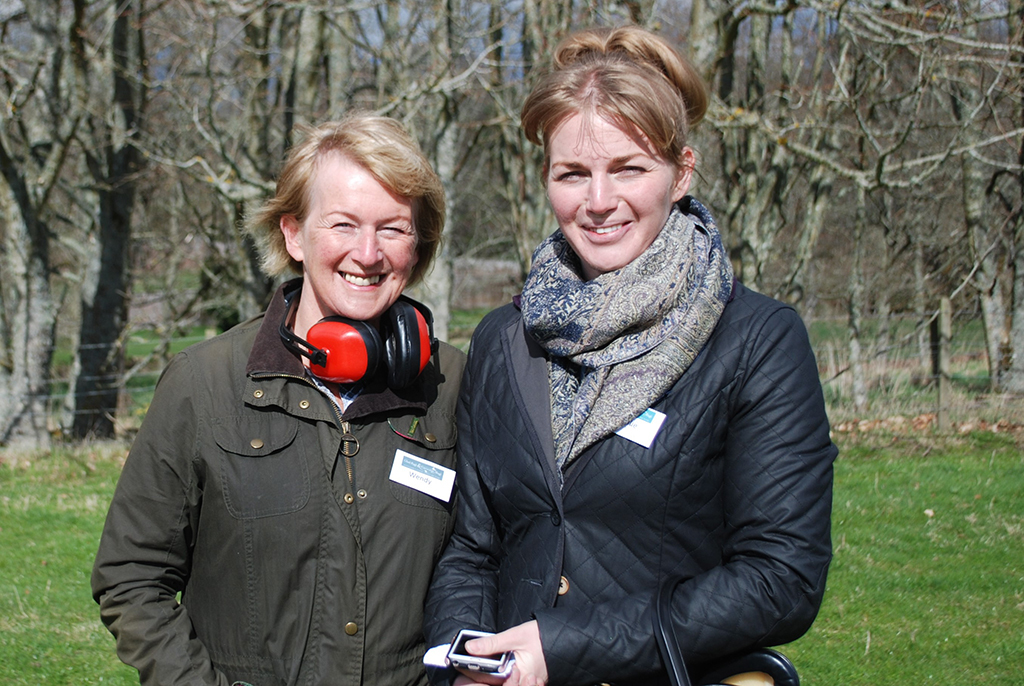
[551,26,707,128]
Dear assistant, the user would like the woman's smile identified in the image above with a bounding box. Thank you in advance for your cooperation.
[342,272,382,287]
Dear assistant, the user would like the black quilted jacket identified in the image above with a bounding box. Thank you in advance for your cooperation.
[423,282,836,686]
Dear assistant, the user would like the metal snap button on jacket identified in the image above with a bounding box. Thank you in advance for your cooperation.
[344,622,358,635]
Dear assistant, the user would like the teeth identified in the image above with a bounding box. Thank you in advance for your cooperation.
[592,225,621,235]
[344,273,381,286]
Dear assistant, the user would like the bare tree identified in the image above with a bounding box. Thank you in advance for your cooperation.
[7,0,1024,446]
[67,0,148,439]
[138,0,498,339]
[945,0,1024,392]
[0,1,87,448]
[1007,0,1024,392]
[685,0,1023,395]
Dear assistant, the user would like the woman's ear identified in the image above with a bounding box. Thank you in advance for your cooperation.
[672,148,696,202]
[281,215,305,263]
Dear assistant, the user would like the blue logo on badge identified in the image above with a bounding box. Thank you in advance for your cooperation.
[403,455,443,480]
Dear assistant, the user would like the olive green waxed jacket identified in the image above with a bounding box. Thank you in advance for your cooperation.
[93,282,465,686]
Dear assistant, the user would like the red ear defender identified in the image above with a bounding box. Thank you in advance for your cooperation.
[278,284,436,389]
[414,307,432,372]
[305,318,382,383]
[382,298,435,389]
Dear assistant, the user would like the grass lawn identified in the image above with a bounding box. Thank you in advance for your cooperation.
[1,430,1022,685]
[786,429,1024,684]
[0,445,137,685]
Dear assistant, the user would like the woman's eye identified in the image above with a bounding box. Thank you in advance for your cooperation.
[555,170,584,181]
[380,225,414,237]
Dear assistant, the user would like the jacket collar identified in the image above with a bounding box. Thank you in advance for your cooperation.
[246,278,432,420]
[503,312,561,495]
[247,279,307,378]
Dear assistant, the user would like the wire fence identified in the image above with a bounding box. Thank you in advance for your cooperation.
[810,310,988,382]
[803,310,1024,430]
[1,333,211,441]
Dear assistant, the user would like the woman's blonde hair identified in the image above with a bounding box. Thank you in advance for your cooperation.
[521,26,708,167]
[243,114,446,286]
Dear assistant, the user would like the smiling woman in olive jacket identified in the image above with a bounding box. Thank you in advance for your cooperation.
[92,115,465,686]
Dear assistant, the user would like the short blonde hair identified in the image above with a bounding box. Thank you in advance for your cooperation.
[521,26,708,167]
[244,114,446,286]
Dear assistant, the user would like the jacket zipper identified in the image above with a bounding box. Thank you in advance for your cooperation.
[340,420,356,487]
[321,385,358,494]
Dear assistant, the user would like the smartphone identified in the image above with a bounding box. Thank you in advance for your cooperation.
[446,629,515,678]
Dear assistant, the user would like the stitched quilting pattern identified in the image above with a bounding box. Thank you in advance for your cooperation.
[424,285,836,686]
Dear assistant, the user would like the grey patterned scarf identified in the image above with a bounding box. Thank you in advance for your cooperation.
[521,197,733,471]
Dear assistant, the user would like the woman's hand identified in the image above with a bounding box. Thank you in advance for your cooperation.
[454,620,548,686]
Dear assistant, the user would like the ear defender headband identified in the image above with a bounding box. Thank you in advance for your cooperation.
[278,284,437,389]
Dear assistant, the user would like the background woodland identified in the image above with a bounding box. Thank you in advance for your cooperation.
[1,0,1022,448]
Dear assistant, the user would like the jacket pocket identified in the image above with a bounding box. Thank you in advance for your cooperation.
[213,414,311,519]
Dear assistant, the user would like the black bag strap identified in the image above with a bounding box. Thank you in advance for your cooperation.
[654,577,802,686]
[654,576,692,686]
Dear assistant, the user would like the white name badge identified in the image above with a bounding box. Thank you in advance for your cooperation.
[614,408,667,448]
[389,449,456,502]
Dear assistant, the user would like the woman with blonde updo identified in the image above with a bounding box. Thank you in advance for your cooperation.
[424,26,835,686]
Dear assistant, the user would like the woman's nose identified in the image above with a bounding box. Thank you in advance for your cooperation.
[352,227,383,264]
[586,174,616,215]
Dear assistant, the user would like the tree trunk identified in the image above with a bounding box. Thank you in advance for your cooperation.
[914,229,931,374]
[416,0,459,342]
[0,0,77,449]
[288,7,326,128]
[963,151,1009,391]
[1001,0,1024,393]
[849,187,869,413]
[954,0,1015,392]
[71,187,134,439]
[495,0,571,279]
[70,0,145,439]
[705,4,793,291]
[776,16,836,309]
[1007,238,1024,393]
[0,180,56,449]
